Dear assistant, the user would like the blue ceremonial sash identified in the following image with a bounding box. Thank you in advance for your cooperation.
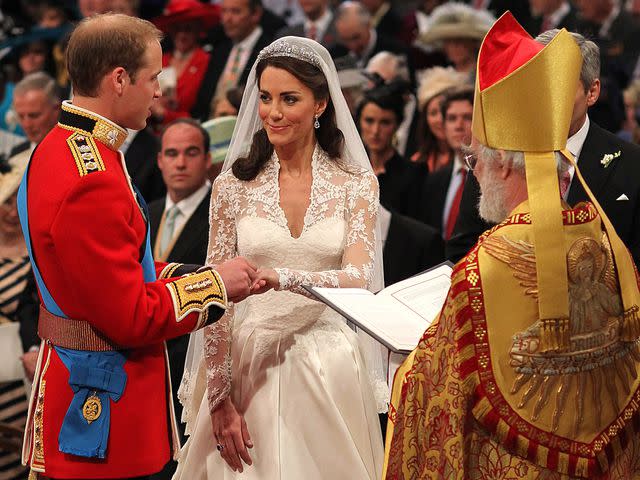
[17,155,156,458]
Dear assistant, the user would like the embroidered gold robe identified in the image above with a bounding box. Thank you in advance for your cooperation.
[384,202,640,479]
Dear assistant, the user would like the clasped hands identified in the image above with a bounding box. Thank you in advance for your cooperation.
[214,257,281,303]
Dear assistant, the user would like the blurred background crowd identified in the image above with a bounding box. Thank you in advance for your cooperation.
[0,0,639,478]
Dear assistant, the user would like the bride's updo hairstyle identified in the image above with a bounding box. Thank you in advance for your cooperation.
[232,55,344,181]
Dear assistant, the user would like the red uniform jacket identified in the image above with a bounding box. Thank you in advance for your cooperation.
[22,102,227,479]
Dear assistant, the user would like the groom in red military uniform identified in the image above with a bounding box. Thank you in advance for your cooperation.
[19,13,261,480]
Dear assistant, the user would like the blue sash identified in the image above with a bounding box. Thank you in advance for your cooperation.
[17,155,156,458]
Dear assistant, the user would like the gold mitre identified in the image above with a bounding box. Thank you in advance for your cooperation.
[472,12,640,350]
[471,14,580,152]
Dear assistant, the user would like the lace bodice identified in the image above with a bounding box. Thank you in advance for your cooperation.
[203,147,379,412]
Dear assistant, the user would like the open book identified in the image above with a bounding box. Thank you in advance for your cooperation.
[304,262,453,353]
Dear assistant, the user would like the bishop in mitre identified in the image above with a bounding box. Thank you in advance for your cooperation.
[383,12,640,480]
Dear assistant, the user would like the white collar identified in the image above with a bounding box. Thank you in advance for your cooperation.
[566,115,590,163]
[164,180,211,220]
[544,1,571,29]
[235,26,263,51]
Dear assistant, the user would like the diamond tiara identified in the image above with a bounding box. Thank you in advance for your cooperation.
[257,40,322,68]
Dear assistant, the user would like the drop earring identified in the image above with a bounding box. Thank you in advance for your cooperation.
[314,115,320,129]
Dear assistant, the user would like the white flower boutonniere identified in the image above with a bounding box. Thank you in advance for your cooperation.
[600,150,621,168]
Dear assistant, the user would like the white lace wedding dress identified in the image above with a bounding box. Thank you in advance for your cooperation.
[173,147,385,479]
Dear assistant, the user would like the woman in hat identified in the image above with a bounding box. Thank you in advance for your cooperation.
[151,0,220,125]
[411,66,467,172]
[0,154,40,480]
[419,2,494,77]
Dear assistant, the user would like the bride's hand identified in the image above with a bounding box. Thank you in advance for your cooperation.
[211,396,253,472]
[251,268,280,294]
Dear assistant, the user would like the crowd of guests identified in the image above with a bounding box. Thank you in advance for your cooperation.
[0,0,640,478]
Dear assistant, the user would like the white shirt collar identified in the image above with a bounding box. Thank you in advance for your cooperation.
[164,180,211,220]
[545,1,571,29]
[236,25,263,51]
[566,115,590,163]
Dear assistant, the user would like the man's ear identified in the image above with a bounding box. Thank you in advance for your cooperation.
[497,150,512,180]
[587,79,601,107]
[110,67,128,96]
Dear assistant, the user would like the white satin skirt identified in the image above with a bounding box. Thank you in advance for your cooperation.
[173,299,384,479]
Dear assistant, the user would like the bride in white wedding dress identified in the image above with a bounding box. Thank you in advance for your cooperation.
[173,37,386,479]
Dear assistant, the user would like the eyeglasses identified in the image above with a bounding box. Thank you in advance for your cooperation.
[463,152,478,171]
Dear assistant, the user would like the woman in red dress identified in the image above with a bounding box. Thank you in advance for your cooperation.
[152,0,220,125]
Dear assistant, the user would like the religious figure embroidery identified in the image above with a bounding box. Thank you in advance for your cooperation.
[483,233,637,435]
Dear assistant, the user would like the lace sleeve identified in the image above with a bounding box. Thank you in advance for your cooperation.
[276,171,379,296]
[204,175,236,413]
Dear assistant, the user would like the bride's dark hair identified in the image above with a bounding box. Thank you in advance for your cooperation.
[232,56,345,181]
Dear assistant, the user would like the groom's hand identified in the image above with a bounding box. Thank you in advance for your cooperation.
[215,257,258,303]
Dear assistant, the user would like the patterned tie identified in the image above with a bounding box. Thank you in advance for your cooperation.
[307,22,317,41]
[219,46,244,97]
[444,168,467,240]
[159,204,180,257]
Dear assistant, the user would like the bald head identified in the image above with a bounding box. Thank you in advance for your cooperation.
[335,1,371,27]
[67,13,162,97]
[335,1,372,56]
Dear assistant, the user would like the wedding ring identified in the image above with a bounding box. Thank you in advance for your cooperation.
[216,443,224,452]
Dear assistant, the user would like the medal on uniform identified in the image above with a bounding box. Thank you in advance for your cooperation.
[82,391,102,424]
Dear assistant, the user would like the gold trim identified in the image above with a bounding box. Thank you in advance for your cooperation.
[30,347,51,472]
[66,132,105,177]
[59,102,128,151]
[158,263,184,280]
[166,269,227,322]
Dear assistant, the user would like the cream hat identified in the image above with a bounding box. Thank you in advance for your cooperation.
[0,149,30,205]
[417,66,467,110]
[420,2,495,46]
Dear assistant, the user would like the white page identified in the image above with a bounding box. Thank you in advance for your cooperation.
[377,264,452,323]
[312,288,433,352]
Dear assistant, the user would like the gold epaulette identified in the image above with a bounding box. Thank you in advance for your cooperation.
[66,131,105,177]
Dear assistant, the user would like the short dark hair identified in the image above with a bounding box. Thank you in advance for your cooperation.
[441,86,474,119]
[355,83,407,126]
[161,118,210,153]
[66,13,162,97]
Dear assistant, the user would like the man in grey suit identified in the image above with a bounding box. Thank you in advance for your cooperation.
[276,0,338,49]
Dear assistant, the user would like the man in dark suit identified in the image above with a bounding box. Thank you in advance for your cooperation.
[122,127,166,203]
[331,1,409,72]
[419,86,474,239]
[447,30,640,267]
[380,205,445,286]
[276,0,339,49]
[148,118,213,479]
[191,0,273,121]
[528,0,578,35]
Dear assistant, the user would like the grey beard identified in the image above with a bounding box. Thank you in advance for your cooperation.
[478,176,509,224]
